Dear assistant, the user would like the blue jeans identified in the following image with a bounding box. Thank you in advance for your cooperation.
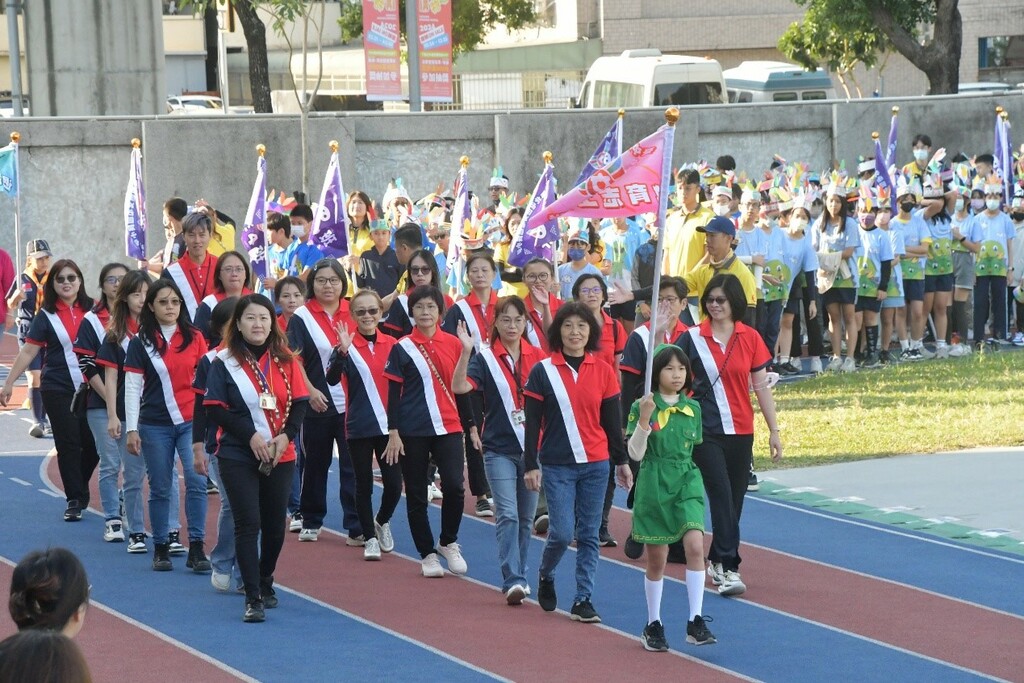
[287,431,305,516]
[139,421,206,544]
[484,451,539,592]
[86,409,147,534]
[207,456,242,587]
[539,460,607,603]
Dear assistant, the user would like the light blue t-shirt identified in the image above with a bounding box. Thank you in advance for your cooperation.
[557,261,602,301]
[778,231,818,296]
[857,226,895,298]
[812,216,861,289]
[883,226,906,297]
[968,211,1016,277]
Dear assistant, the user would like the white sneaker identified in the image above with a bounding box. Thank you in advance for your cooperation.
[103,520,125,543]
[826,356,843,372]
[840,357,857,373]
[1012,332,1024,347]
[948,343,970,357]
[363,538,382,561]
[719,569,746,596]
[706,562,725,586]
[935,344,949,359]
[436,542,468,575]
[427,483,444,501]
[375,521,395,553]
[505,584,526,606]
[918,345,936,359]
[346,534,366,547]
[421,553,444,578]
[808,356,823,374]
[211,570,231,592]
[288,514,303,532]
[298,527,320,542]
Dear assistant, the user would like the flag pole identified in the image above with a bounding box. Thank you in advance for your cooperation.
[642,108,679,395]
[11,131,20,271]
[543,150,560,276]
[616,108,625,157]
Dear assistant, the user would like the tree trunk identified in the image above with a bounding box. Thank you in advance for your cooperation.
[870,0,961,95]
[203,5,219,92]
[234,0,273,112]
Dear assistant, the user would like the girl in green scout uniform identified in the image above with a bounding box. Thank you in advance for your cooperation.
[626,344,716,652]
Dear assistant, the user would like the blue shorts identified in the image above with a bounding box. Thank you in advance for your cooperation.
[904,278,925,302]
[924,273,954,293]
[18,340,43,371]
[822,287,856,307]
[881,296,905,309]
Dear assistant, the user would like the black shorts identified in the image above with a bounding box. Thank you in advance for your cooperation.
[855,296,882,313]
[924,273,954,293]
[783,297,802,315]
[822,287,856,307]
[903,278,925,302]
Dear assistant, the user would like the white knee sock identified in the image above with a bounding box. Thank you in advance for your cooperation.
[644,577,663,624]
[686,570,705,621]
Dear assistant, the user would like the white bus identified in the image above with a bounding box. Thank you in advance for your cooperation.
[574,49,727,108]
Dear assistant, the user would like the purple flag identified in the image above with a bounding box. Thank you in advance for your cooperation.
[574,115,623,188]
[885,111,898,168]
[242,155,269,279]
[874,138,896,213]
[508,162,558,267]
[309,150,349,258]
[123,145,147,260]
[1003,118,1014,204]
[445,164,471,291]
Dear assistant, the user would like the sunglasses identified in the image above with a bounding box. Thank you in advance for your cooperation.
[55,274,79,284]
[352,307,380,317]
[409,266,432,275]
[705,296,729,305]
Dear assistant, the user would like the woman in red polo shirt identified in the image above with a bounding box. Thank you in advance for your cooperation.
[204,294,309,623]
[1,259,98,522]
[677,273,782,599]
[193,250,253,342]
[162,212,218,322]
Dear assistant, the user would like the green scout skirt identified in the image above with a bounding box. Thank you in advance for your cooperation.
[631,455,705,544]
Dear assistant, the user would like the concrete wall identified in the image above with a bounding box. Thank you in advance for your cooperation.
[0,91,1020,279]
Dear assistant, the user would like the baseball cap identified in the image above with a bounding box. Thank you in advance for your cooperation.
[27,239,51,258]
[697,216,736,239]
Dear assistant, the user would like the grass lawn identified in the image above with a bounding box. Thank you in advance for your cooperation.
[753,349,1024,469]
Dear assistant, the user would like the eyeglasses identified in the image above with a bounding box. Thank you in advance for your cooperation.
[55,274,78,284]
[658,296,680,304]
[524,273,550,283]
[409,266,431,275]
[435,231,450,238]
[352,307,380,317]
[314,277,342,286]
[104,275,124,286]
[579,286,603,296]
[157,298,182,306]
[221,266,246,275]
[705,296,729,306]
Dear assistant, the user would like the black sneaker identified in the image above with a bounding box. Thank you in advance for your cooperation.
[167,530,186,555]
[570,599,601,623]
[686,615,717,645]
[776,361,798,376]
[206,476,219,495]
[863,351,882,369]
[623,534,644,560]
[532,513,549,535]
[152,543,172,572]
[243,600,266,623]
[185,541,211,574]
[260,578,278,609]
[598,527,617,548]
[63,501,82,522]
[538,576,557,612]
[642,620,669,652]
[747,472,759,492]
[475,498,494,517]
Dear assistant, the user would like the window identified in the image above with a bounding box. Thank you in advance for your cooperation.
[772,92,798,102]
[593,81,644,108]
[737,91,752,103]
[801,91,827,100]
[652,82,723,106]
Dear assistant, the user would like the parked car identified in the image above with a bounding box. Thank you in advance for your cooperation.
[724,61,837,103]
[574,49,727,109]
[166,95,225,115]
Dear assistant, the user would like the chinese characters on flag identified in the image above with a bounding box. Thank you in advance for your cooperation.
[417,0,453,103]
[362,0,403,101]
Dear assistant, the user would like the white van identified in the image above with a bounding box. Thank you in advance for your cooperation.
[723,61,836,103]
[575,49,727,108]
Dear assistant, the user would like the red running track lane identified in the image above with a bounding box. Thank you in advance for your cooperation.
[0,561,245,683]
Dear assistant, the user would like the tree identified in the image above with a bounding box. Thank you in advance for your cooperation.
[233,1,275,112]
[780,0,962,96]
[337,0,537,57]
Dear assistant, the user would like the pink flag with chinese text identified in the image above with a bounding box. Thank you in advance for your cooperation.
[524,125,669,231]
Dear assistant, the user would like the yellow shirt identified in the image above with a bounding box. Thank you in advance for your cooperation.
[683,252,758,320]
[664,204,714,278]
[345,224,376,296]
[208,222,237,257]
[494,241,528,298]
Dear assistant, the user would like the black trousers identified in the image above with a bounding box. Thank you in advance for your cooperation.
[300,412,360,534]
[219,457,295,602]
[790,292,826,358]
[463,433,490,497]
[400,433,465,558]
[42,390,99,505]
[692,433,754,572]
[348,436,403,541]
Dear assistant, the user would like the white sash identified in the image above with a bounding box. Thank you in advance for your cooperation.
[480,348,524,449]
[144,337,185,424]
[688,328,735,433]
[348,344,388,435]
[294,305,346,412]
[43,310,84,386]
[455,299,485,350]
[539,358,588,463]
[217,348,272,441]
[83,311,105,346]
[398,337,446,435]
[633,325,651,352]
[166,263,199,320]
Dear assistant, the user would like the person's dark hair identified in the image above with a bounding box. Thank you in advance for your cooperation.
[394,223,423,250]
[224,294,293,361]
[138,279,196,355]
[547,301,601,353]
[273,275,306,304]
[212,250,252,294]
[164,197,188,222]
[715,155,736,172]
[181,211,213,235]
[0,629,92,683]
[267,211,291,239]
[732,184,743,200]
[499,207,524,243]
[676,168,700,186]
[975,152,994,166]
[346,190,373,230]
[207,296,238,348]
[658,275,688,300]
[96,262,129,311]
[571,273,608,305]
[290,204,314,222]
[407,249,442,288]
[8,548,89,633]
[701,273,747,322]
[819,192,849,232]
[42,259,92,313]
[523,257,555,278]
[911,133,932,148]
[465,249,496,275]
[105,269,150,343]
[407,284,446,317]
[306,259,348,301]
[489,295,527,345]
[651,344,693,395]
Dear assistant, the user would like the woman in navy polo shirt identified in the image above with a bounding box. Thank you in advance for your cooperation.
[325,289,402,561]
[383,285,474,578]
[5,239,51,437]
[192,250,253,342]
[381,249,452,339]
[286,259,360,543]
[523,302,632,624]
[1,259,98,522]
[677,273,782,598]
[453,295,546,605]
[124,280,210,573]
[204,294,309,623]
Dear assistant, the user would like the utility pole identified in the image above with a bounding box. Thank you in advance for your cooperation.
[7,0,24,116]
[406,0,420,112]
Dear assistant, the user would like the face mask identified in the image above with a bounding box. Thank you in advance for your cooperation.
[713,203,731,217]
[788,217,808,233]
[291,224,306,238]
[1011,212,1024,222]
[567,247,586,262]
[900,201,915,214]
[986,199,1002,212]
[954,198,965,212]
[859,214,875,228]
[971,199,985,212]
[913,148,929,163]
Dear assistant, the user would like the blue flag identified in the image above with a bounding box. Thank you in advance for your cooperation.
[0,143,18,197]
[242,155,269,280]
[123,146,147,260]
[573,116,622,188]
[508,162,558,267]
[309,149,349,259]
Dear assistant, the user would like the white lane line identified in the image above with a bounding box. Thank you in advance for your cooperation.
[9,477,30,486]
[38,488,62,497]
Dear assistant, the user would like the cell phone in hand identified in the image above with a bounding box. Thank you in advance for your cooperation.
[258,441,279,476]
